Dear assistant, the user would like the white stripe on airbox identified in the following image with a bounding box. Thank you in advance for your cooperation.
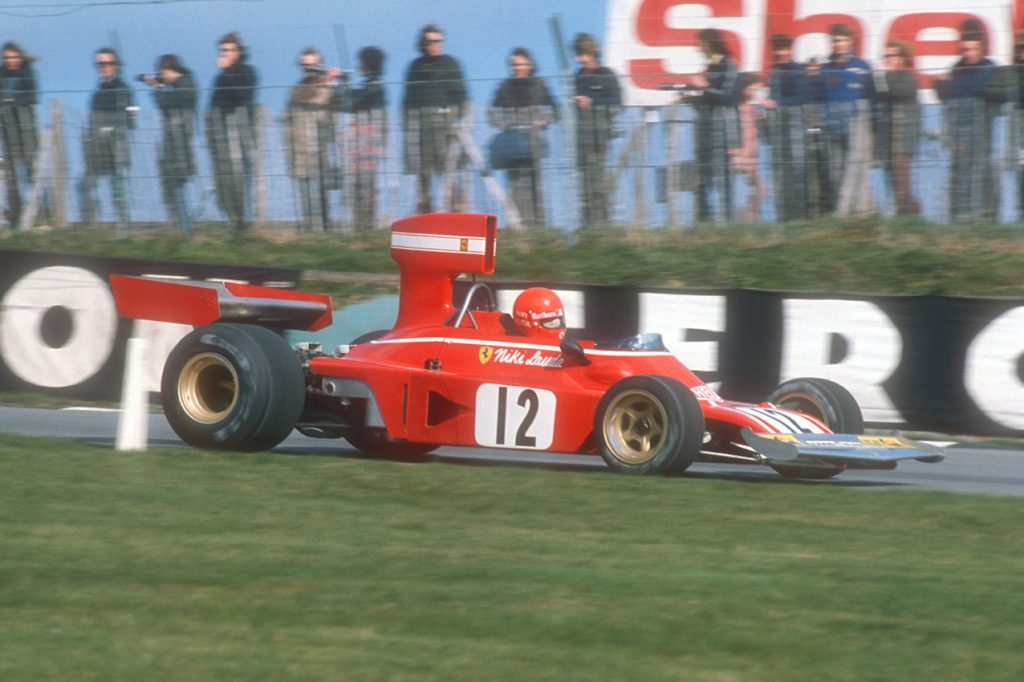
[391,231,487,255]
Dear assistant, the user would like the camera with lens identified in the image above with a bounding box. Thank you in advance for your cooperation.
[135,73,164,85]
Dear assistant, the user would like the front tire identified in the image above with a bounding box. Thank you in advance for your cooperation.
[162,323,304,451]
[766,377,863,479]
[595,375,704,475]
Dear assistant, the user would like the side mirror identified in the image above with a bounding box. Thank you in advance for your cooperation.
[560,337,591,366]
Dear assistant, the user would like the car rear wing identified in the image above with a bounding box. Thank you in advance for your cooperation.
[109,275,333,331]
[389,213,498,329]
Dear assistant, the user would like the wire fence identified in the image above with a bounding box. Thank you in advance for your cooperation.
[3,85,1023,233]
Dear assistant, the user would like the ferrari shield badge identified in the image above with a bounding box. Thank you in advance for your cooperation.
[479,346,494,364]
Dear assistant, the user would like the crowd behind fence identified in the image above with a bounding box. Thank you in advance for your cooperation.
[5,91,1024,233]
[4,30,1024,233]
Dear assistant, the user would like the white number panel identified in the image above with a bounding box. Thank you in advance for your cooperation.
[474,384,556,450]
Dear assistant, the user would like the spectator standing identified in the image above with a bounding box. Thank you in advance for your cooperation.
[402,25,468,214]
[1012,33,1024,220]
[344,46,387,230]
[79,47,134,233]
[572,33,621,226]
[871,41,920,216]
[144,54,197,232]
[285,47,342,232]
[207,32,257,231]
[688,28,740,223]
[935,27,998,223]
[816,23,872,215]
[0,42,38,227]
[763,33,808,222]
[488,47,558,227]
[732,72,763,222]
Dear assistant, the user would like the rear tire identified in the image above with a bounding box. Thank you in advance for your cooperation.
[162,323,304,451]
[766,377,863,479]
[595,375,704,475]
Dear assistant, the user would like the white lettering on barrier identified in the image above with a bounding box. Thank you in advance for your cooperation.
[780,299,901,423]
[605,0,1016,106]
[964,306,1024,431]
[638,292,726,391]
[0,266,118,388]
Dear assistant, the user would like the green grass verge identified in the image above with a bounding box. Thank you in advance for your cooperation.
[5,218,1024,296]
[1,434,1021,681]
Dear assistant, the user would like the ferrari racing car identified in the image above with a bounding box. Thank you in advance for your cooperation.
[109,213,944,479]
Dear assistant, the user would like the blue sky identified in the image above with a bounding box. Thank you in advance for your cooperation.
[3,0,606,112]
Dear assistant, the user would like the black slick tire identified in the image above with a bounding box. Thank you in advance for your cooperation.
[594,375,704,475]
[161,323,304,451]
[766,377,864,479]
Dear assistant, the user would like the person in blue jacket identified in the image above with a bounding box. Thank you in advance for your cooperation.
[935,24,998,223]
[763,33,808,222]
[814,23,872,215]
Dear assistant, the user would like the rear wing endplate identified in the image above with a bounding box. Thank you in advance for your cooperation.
[110,275,333,331]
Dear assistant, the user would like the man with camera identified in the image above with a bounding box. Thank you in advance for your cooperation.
[285,47,343,232]
[140,55,197,232]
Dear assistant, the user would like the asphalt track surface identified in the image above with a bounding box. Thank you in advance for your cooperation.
[1,406,1022,497]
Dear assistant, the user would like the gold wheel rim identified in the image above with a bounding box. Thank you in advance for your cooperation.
[177,352,239,424]
[602,389,668,464]
[775,392,827,423]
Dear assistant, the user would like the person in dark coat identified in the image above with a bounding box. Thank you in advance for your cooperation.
[0,42,39,227]
[79,47,134,233]
[871,40,920,216]
[1012,32,1024,220]
[143,54,197,232]
[488,47,558,227]
[207,32,257,230]
[935,25,998,223]
[572,33,621,226]
[763,33,808,222]
[344,46,387,230]
[402,24,468,214]
[688,28,740,223]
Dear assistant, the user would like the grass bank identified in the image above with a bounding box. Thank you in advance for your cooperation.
[1,435,1021,680]
[4,218,1024,300]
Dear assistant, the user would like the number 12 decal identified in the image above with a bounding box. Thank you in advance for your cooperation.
[475,384,556,450]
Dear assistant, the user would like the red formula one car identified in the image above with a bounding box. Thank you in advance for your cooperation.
[110,213,944,479]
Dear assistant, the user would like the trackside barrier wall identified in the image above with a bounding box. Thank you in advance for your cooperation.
[0,251,300,398]
[2,251,1023,437]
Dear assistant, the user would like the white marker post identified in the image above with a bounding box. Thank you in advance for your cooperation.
[116,337,150,451]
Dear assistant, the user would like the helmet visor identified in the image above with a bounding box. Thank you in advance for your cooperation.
[540,316,565,330]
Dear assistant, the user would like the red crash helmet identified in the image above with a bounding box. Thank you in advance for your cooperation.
[513,287,566,340]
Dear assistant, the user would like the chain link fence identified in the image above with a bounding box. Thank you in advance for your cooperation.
[3,82,1022,232]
